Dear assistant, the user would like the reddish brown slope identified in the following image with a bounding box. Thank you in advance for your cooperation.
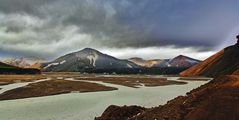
[180,43,239,77]
[233,69,239,75]
[180,50,224,76]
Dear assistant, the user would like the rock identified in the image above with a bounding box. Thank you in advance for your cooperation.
[236,35,239,46]
[95,105,146,120]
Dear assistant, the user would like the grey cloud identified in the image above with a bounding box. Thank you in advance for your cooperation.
[0,0,57,15]
[0,0,238,59]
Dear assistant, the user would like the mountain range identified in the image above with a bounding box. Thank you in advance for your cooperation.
[41,48,200,73]
[129,55,200,68]
[0,48,201,74]
[2,57,46,69]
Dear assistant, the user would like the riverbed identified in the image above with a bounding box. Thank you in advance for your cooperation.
[0,76,208,120]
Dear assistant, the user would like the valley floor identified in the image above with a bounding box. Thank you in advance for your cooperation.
[0,73,190,100]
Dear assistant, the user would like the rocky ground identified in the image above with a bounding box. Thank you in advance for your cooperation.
[96,75,239,120]
[96,105,146,120]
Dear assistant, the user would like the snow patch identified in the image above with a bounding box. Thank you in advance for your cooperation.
[87,51,98,67]
[127,64,133,68]
[44,60,66,69]
[60,60,66,64]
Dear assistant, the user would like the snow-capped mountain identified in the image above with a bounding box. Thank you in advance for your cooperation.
[42,48,139,72]
[2,57,46,68]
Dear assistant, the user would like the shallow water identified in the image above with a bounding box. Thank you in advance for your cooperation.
[0,78,51,94]
[0,76,208,120]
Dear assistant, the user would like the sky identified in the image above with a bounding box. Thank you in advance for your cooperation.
[0,0,239,61]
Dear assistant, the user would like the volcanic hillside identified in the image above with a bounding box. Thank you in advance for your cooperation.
[180,42,239,77]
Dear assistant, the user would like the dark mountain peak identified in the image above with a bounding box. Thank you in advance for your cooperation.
[173,55,200,62]
[175,55,187,58]
[81,48,99,52]
[73,48,102,56]
[129,57,144,60]
[168,55,200,67]
[178,55,185,57]
[173,55,191,60]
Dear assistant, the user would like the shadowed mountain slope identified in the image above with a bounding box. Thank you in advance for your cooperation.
[0,62,40,74]
[0,62,17,68]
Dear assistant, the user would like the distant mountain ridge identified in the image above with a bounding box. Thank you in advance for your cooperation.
[129,55,200,68]
[2,57,46,68]
[181,42,239,77]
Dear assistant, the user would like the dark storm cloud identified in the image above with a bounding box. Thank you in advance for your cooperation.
[0,0,239,59]
[0,0,57,14]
